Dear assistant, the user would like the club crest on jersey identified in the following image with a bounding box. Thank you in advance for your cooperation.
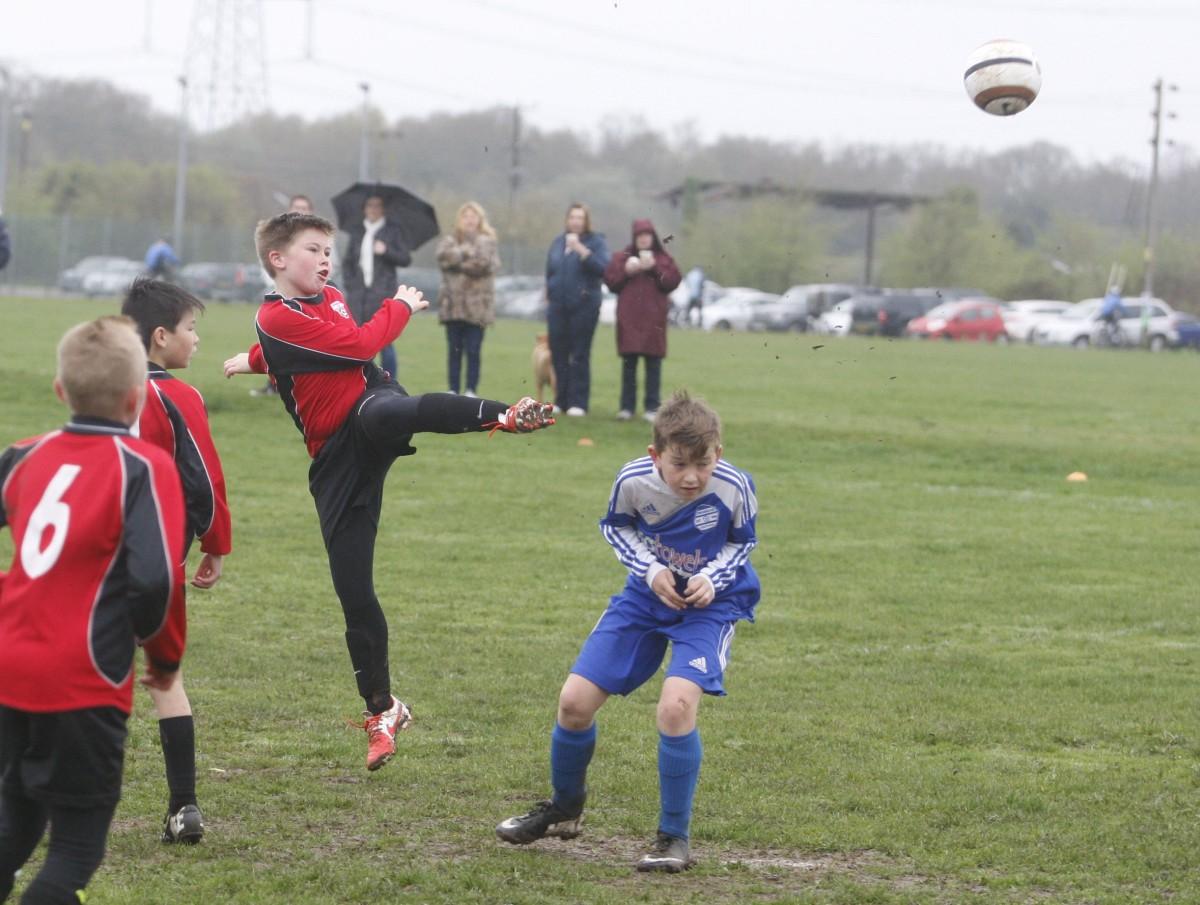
[331,300,351,319]
[693,504,719,532]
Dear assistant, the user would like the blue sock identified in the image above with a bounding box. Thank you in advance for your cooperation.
[658,729,703,840]
[550,722,595,813]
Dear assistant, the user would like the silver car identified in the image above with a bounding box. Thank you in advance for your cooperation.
[1034,297,1178,351]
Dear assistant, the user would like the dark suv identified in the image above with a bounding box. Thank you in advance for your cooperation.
[876,292,942,337]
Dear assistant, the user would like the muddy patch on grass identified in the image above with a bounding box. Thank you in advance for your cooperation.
[504,834,939,899]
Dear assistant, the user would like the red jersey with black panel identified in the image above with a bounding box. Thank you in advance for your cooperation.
[138,365,232,556]
[245,285,412,457]
[0,419,186,714]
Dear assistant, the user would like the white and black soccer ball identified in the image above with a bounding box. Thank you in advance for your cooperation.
[964,40,1042,116]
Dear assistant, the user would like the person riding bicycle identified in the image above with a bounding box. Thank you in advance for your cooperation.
[1099,286,1126,345]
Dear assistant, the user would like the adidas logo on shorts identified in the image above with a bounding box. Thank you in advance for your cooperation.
[688,656,708,673]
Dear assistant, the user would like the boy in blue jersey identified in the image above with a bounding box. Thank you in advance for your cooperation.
[496,390,760,872]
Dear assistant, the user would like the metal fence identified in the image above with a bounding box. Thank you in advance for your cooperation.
[0,214,259,289]
[0,214,548,290]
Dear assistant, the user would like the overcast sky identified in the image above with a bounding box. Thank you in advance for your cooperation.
[2,0,1197,169]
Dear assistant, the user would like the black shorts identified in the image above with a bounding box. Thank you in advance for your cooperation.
[308,383,417,548]
[0,705,128,809]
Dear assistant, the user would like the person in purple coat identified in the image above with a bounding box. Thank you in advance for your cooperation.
[604,219,682,422]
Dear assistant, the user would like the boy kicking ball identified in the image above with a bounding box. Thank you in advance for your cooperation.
[496,390,760,872]
[223,211,554,771]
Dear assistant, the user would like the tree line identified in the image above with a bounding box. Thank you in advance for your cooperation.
[4,75,1198,307]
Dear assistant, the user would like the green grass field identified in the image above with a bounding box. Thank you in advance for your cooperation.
[1,295,1199,904]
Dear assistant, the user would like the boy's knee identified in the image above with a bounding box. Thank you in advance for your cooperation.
[656,693,696,735]
[556,690,597,731]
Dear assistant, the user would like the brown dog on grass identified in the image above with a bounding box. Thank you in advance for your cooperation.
[532,333,556,403]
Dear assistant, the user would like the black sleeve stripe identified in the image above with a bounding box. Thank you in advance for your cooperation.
[88,438,139,687]
[116,439,176,644]
[158,387,215,544]
[0,433,63,529]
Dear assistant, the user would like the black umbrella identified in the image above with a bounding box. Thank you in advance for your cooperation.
[330,182,440,250]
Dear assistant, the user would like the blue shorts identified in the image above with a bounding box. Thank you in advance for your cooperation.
[570,591,740,697]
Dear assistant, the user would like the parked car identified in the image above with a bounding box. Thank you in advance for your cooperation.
[1033,297,1177,351]
[1172,312,1200,350]
[394,267,441,302]
[494,275,545,319]
[698,288,781,331]
[746,283,860,333]
[874,291,943,337]
[906,299,1007,341]
[813,292,882,336]
[81,259,144,297]
[597,288,619,325]
[59,256,138,293]
[180,262,268,302]
[1001,300,1074,343]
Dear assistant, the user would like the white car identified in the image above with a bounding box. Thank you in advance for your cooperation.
[698,288,781,331]
[813,298,851,336]
[81,260,144,297]
[1002,300,1073,343]
[1034,297,1178,351]
[669,278,724,326]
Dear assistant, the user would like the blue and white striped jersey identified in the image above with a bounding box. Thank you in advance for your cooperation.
[600,455,761,620]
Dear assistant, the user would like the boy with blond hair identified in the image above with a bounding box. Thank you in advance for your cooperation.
[0,317,186,903]
[122,278,233,845]
[224,211,554,771]
[497,390,760,872]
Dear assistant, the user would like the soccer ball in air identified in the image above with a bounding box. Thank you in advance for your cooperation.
[963,40,1042,116]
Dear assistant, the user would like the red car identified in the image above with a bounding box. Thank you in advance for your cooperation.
[906,299,1007,341]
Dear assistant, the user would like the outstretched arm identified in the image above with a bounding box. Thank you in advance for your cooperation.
[223,351,254,378]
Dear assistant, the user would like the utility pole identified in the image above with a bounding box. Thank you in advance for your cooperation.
[507,105,522,272]
[173,76,189,256]
[305,0,315,61]
[1142,77,1178,297]
[358,82,371,182]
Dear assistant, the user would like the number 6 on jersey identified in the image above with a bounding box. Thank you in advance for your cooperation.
[20,463,81,578]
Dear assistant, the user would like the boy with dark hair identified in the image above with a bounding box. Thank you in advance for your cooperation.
[497,390,760,873]
[224,211,555,771]
[0,316,186,903]
[121,277,232,844]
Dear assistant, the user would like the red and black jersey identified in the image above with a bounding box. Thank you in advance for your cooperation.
[138,365,232,557]
[0,418,186,714]
[246,285,413,457]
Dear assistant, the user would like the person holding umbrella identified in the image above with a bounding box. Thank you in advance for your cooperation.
[339,194,412,378]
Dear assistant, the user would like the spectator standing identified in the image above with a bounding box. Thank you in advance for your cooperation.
[0,213,10,272]
[436,202,500,397]
[545,203,610,416]
[683,265,705,326]
[341,195,411,379]
[604,219,681,422]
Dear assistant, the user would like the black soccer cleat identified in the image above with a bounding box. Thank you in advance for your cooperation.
[161,804,205,845]
[495,799,583,845]
[636,831,692,873]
